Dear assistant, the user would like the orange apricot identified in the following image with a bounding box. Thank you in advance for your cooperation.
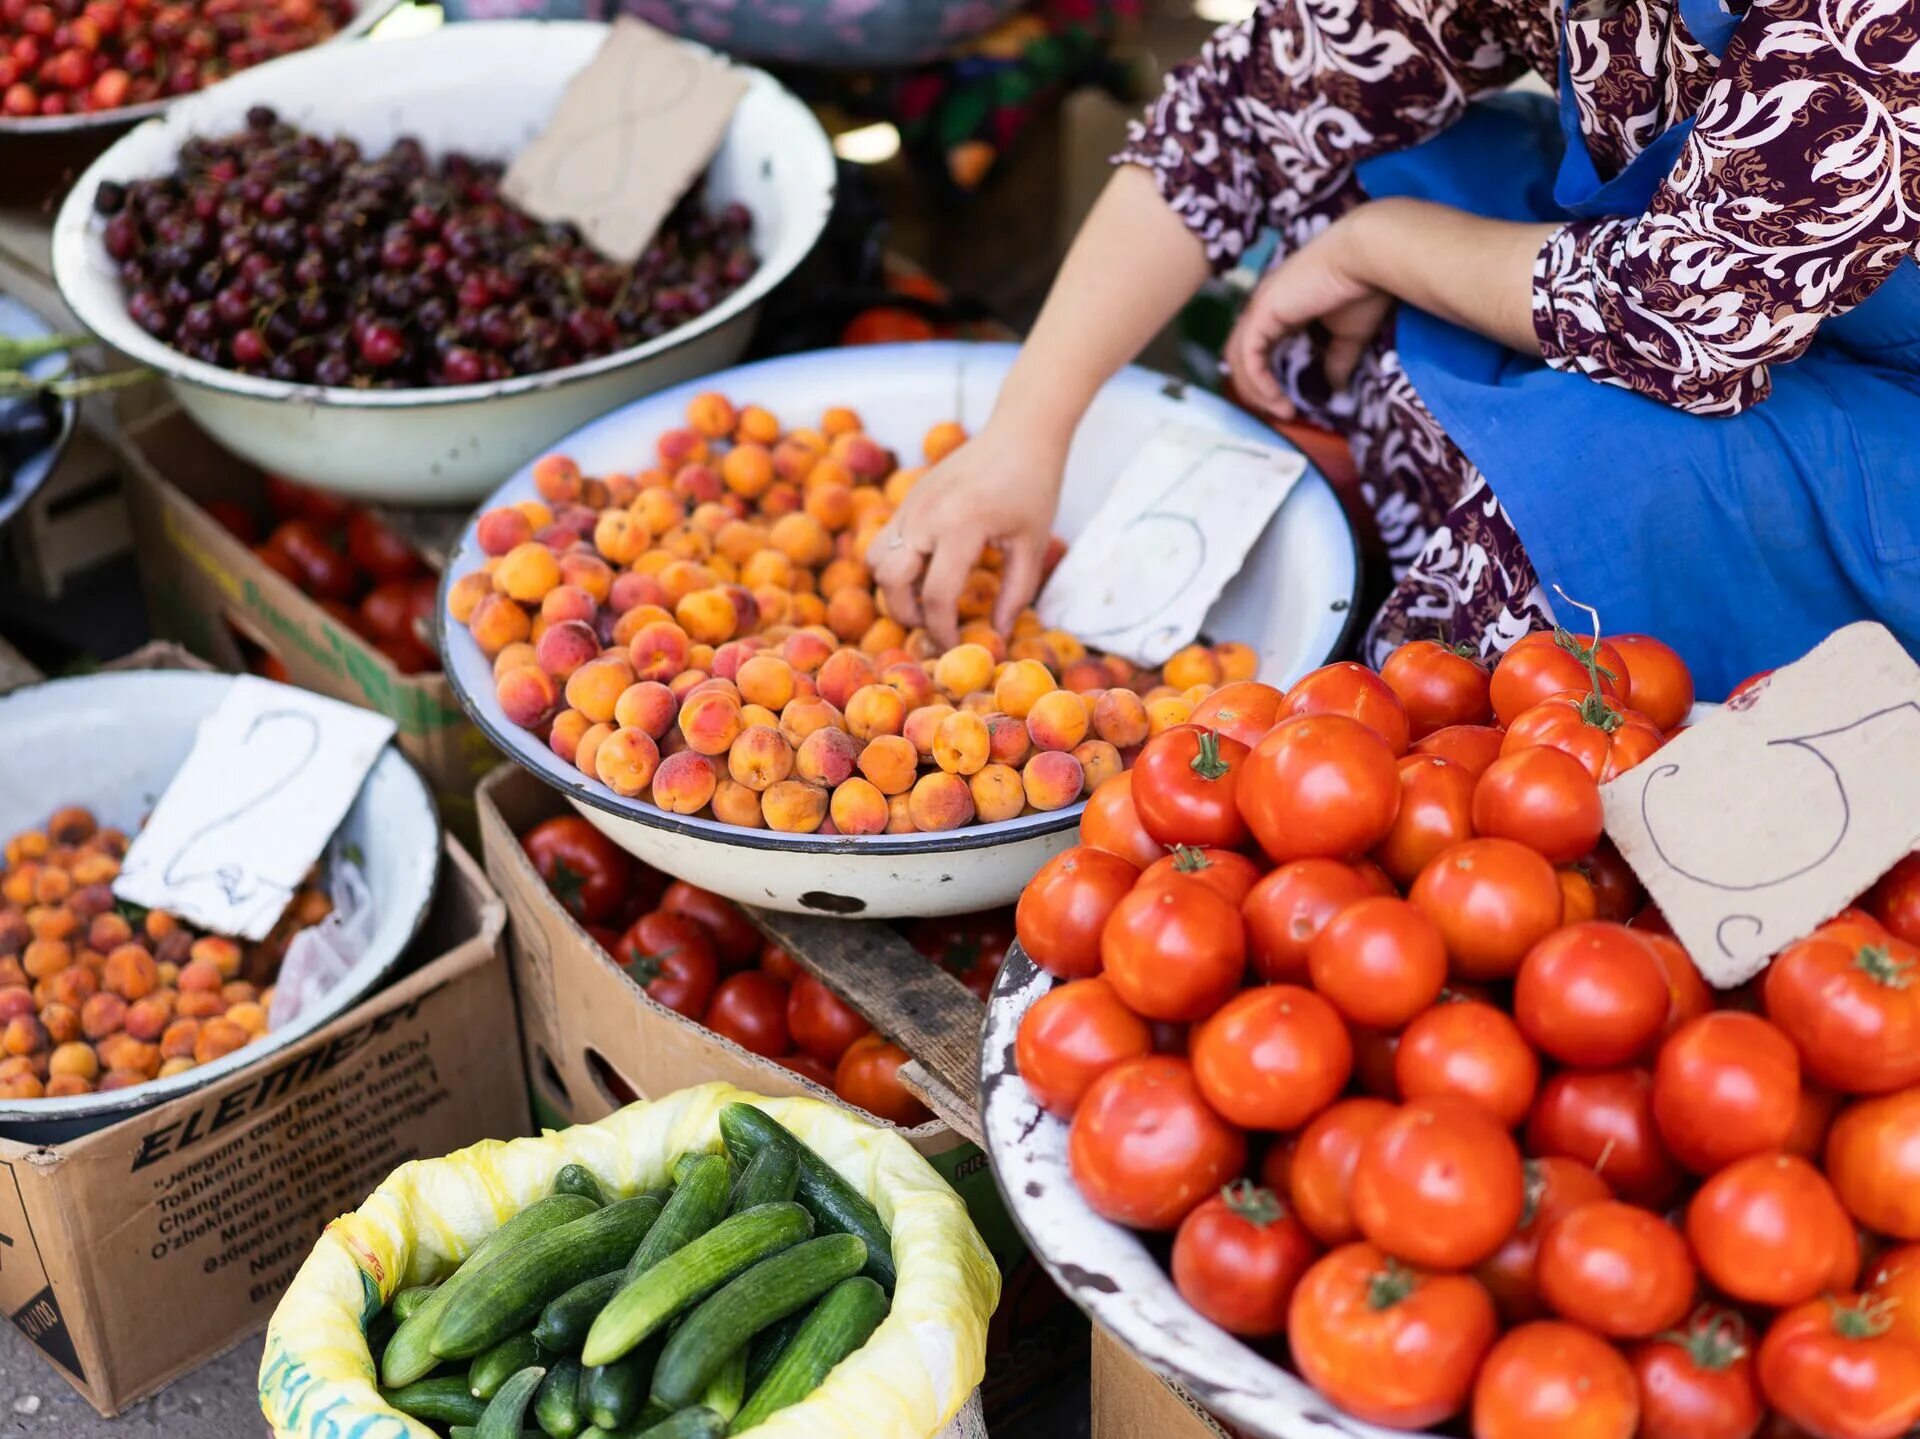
[540,583,598,628]
[496,542,562,604]
[468,592,531,657]
[778,698,844,750]
[676,587,740,646]
[969,763,1026,824]
[534,620,599,682]
[934,644,995,700]
[763,780,829,834]
[614,680,678,737]
[548,708,592,764]
[983,711,1033,768]
[923,421,966,464]
[1026,689,1090,752]
[738,654,798,711]
[712,778,768,829]
[993,659,1057,720]
[829,778,889,835]
[678,690,745,757]
[903,704,956,761]
[817,649,878,712]
[820,405,863,438]
[1073,739,1125,793]
[574,722,615,779]
[1162,644,1223,691]
[652,750,719,814]
[781,630,834,675]
[1022,750,1086,810]
[795,727,862,788]
[476,505,535,557]
[729,726,796,791]
[686,391,736,438]
[825,586,876,643]
[845,684,907,741]
[1213,642,1258,682]
[629,621,693,683]
[632,487,684,537]
[856,735,919,795]
[1146,694,1195,736]
[909,772,977,832]
[1093,689,1151,748]
[790,593,829,628]
[564,655,637,724]
[194,1017,252,1065]
[722,443,775,499]
[770,513,833,567]
[656,427,709,469]
[933,710,991,776]
[1061,658,1109,693]
[736,404,780,445]
[596,727,662,796]
[819,557,870,599]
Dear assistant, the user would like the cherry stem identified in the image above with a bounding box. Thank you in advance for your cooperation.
[1220,1179,1284,1228]
[1190,731,1231,782]
[1855,943,1915,990]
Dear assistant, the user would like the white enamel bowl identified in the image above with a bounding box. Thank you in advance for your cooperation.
[50,21,836,505]
[0,670,441,1142]
[441,341,1361,918]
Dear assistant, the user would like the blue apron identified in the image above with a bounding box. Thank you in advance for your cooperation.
[1352,0,1920,698]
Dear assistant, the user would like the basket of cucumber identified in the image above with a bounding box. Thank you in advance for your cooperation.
[258,1083,998,1439]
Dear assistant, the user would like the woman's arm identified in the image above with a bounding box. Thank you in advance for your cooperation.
[1348,200,1551,356]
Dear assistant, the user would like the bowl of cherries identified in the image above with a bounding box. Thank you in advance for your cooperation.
[49,20,835,505]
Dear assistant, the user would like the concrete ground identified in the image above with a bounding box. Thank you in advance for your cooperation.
[0,1325,267,1437]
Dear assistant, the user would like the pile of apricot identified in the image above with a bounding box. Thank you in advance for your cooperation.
[454,393,1249,835]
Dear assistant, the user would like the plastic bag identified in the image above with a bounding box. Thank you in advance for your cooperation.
[267,848,374,1032]
[258,1083,1000,1439]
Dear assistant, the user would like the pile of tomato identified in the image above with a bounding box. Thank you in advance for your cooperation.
[519,814,1011,1132]
[1012,628,1920,1439]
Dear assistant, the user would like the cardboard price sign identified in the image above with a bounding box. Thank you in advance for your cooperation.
[503,18,747,265]
[1602,623,1920,987]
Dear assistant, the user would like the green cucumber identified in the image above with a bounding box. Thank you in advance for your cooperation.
[477,1365,546,1439]
[639,1410,725,1439]
[534,1357,586,1439]
[472,1332,545,1400]
[380,1375,486,1426]
[718,1105,895,1292]
[583,1334,662,1431]
[672,1153,720,1187]
[622,1157,730,1282]
[383,1195,598,1387]
[553,1164,609,1206]
[698,1348,747,1424]
[727,1143,797,1215]
[582,1204,814,1367]
[535,1271,624,1352]
[435,1197,664,1360]
[729,1276,888,1433]
[392,1285,438,1321]
[449,1429,542,1439]
[743,1311,806,1394]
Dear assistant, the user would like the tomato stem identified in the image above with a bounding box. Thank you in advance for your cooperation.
[1518,1160,1547,1229]
[1855,943,1915,990]
[624,946,676,985]
[1828,1295,1896,1340]
[1220,1180,1284,1228]
[1365,1259,1417,1311]
[1656,1307,1749,1371]
[1170,845,1212,874]
[1189,731,1232,782]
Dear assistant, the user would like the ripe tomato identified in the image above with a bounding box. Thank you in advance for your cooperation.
[777,1050,834,1088]
[1688,1153,1859,1307]
[1078,770,1163,870]
[1526,1068,1682,1208]
[1579,840,1644,922]
[1288,1242,1498,1430]
[1395,999,1539,1129]
[1101,883,1245,1022]
[1514,922,1669,1068]
[1471,746,1603,865]
[1867,851,1920,946]
[1349,1022,1402,1099]
[706,971,792,1058]
[1374,754,1476,887]
[1381,640,1493,739]
[1609,634,1694,732]
[1473,1321,1640,1439]
[1764,930,1920,1094]
[1016,845,1140,980]
[1191,984,1350,1129]
[1241,858,1379,984]
[1238,715,1401,864]
[1489,629,1628,727]
[345,508,423,582]
[1410,838,1564,981]
[1865,1244,1920,1346]
[1503,690,1665,782]
[1644,933,1713,1039]
[759,942,801,982]
[1188,680,1285,749]
[521,815,633,925]
[1476,1157,1611,1323]
[1652,1011,1801,1173]
[617,910,720,1019]
[1130,725,1252,849]
[908,911,1013,1001]
[1067,1056,1246,1229]
[833,1034,932,1127]
[1826,1086,1920,1240]
[1136,846,1261,907]
[1786,1083,1842,1160]
[660,881,760,971]
[1633,1309,1765,1439]
[204,498,260,544]
[1014,976,1152,1118]
[1288,1097,1396,1246]
[264,472,351,523]
[1170,1181,1319,1337]
[1536,1199,1696,1338]
[1351,1098,1525,1270]
[1413,723,1506,777]
[1756,1295,1920,1439]
[1558,868,1599,923]
[786,973,871,1067]
[1281,662,1412,755]
[269,517,360,602]
[358,578,420,645]
[1307,895,1447,1031]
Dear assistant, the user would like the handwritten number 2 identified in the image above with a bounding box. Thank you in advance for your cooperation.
[162,709,321,909]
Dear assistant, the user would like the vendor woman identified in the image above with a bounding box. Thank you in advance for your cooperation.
[869,0,1920,697]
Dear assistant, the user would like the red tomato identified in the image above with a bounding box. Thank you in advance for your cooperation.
[1609,634,1695,732]
[1017,846,1140,980]
[1374,754,1476,888]
[1412,723,1506,777]
[1396,1000,1539,1129]
[1282,662,1412,755]
[376,632,437,674]
[786,973,871,1067]
[1826,1086,1920,1240]
[1351,1098,1525,1270]
[1536,1199,1696,1338]
[1580,840,1644,922]
[1136,846,1261,907]
[1101,883,1246,1023]
[1757,1295,1920,1439]
[1188,680,1285,750]
[1014,976,1153,1118]
[1349,1022,1402,1100]
[1130,726,1252,849]
[1381,640,1493,739]
[1558,868,1599,924]
[1238,714,1402,864]
[1471,746,1603,865]
[1652,1011,1801,1173]
[269,517,359,601]
[1078,770,1163,870]
[1728,669,1775,706]
[1866,1245,1920,1347]
[1490,629,1629,727]
[1350,857,1397,895]
[907,911,1013,1002]
[1191,985,1351,1131]
[1067,1056,1246,1230]
[1476,1157,1611,1324]
[834,1034,932,1127]
[706,971,792,1058]
[345,508,424,582]
[1288,1098,1396,1246]
[1171,1181,1320,1337]
[1410,838,1564,981]
[264,473,351,523]
[521,816,634,925]
[1526,1068,1682,1208]
[1633,1309,1764,1439]
[357,578,420,645]
[1289,1242,1498,1430]
[1307,895,1447,1032]
[1515,922,1669,1067]
[617,910,720,1019]
[776,1050,834,1088]
[1473,1321,1640,1439]
[759,942,801,982]
[1786,1083,1843,1160]
[204,498,260,543]
[1764,929,1920,1094]
[1643,933,1714,1039]
[1241,858,1379,984]
[1688,1153,1860,1308]
[1504,690,1666,782]
[1867,852,1920,947]
[660,881,761,971]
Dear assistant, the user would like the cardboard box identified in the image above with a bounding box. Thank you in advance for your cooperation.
[0,838,526,1416]
[115,405,500,841]
[1092,1327,1232,1439]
